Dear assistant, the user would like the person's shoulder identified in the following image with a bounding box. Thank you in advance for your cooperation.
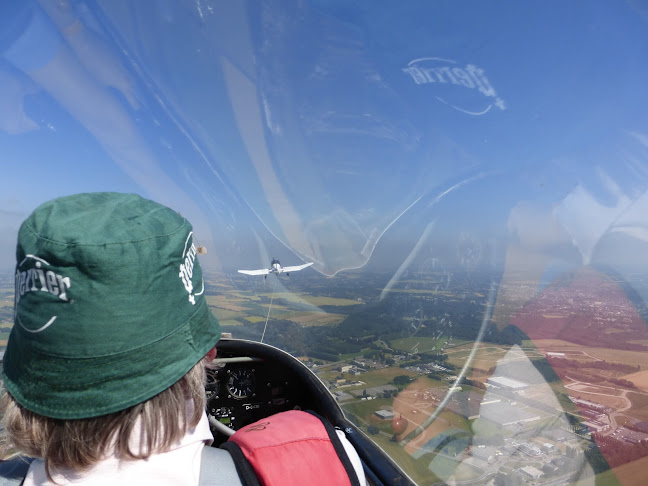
[200,447,242,486]
[0,456,35,486]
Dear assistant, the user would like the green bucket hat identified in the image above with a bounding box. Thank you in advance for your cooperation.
[2,192,221,419]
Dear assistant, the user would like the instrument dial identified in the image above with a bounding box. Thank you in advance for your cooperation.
[205,369,221,401]
[227,368,256,399]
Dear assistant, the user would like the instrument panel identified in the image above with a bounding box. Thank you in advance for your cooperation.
[206,342,328,441]
[204,340,414,485]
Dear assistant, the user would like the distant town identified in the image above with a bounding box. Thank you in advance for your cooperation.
[2,265,648,485]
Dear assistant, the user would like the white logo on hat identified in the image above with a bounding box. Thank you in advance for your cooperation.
[179,232,204,305]
[15,255,71,333]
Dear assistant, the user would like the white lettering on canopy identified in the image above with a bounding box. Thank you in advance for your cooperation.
[403,57,506,115]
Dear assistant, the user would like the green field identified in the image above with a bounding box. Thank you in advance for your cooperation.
[257,292,361,308]
[469,417,506,438]
[627,392,648,421]
[0,291,13,326]
[284,311,346,327]
[445,344,511,370]
[342,397,393,419]
[238,302,275,318]
[209,309,242,321]
[628,391,648,409]
[336,367,420,390]
[351,430,444,485]
[219,319,245,327]
[390,337,444,353]
[301,296,362,307]
[429,454,484,482]
[229,292,261,301]
[378,288,449,295]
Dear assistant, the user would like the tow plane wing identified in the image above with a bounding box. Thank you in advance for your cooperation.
[238,268,271,276]
[281,262,314,272]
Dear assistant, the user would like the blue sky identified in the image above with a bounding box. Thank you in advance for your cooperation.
[1,0,648,278]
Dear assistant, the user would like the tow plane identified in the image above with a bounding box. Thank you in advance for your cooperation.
[238,258,313,278]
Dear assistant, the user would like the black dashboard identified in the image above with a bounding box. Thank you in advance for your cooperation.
[207,339,344,443]
[207,339,415,486]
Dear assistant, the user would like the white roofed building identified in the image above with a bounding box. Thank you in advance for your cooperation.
[486,376,529,391]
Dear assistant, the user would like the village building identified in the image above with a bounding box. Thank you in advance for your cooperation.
[519,465,543,479]
[375,410,395,420]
